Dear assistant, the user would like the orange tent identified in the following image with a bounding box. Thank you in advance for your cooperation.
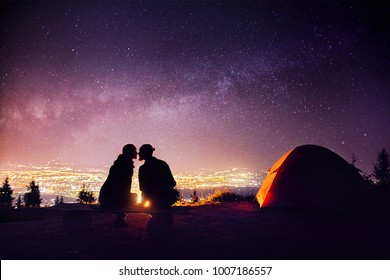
[256,145,368,210]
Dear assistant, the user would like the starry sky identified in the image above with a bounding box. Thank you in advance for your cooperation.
[0,1,389,174]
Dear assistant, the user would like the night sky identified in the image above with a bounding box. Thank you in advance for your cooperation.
[0,1,389,174]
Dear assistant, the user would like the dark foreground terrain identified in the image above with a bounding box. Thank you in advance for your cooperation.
[1,202,390,260]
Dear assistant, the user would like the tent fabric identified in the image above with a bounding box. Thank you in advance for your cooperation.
[256,144,368,210]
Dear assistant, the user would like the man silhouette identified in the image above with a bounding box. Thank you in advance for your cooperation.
[138,144,178,210]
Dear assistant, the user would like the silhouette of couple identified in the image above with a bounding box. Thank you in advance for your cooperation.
[98,144,179,227]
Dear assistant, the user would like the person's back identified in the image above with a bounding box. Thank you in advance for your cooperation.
[99,144,136,209]
[138,144,178,209]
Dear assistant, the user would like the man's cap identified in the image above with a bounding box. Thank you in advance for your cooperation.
[139,144,155,152]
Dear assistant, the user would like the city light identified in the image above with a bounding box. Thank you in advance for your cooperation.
[0,164,264,207]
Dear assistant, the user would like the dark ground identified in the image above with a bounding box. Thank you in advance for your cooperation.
[1,202,390,260]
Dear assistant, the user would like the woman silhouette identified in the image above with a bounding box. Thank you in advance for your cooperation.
[99,144,137,227]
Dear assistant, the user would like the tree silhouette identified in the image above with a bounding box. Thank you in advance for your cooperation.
[24,180,42,207]
[16,194,23,209]
[0,177,14,208]
[54,195,64,205]
[350,153,358,167]
[372,148,390,187]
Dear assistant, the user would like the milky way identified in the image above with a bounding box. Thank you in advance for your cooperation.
[0,1,389,174]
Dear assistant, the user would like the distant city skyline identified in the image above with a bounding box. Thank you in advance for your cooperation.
[1,1,389,175]
[0,165,261,207]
